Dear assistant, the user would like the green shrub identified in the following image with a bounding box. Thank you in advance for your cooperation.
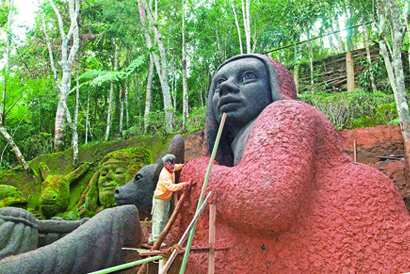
[299,90,397,129]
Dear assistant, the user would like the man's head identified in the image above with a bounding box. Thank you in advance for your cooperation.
[162,154,176,172]
[205,54,297,166]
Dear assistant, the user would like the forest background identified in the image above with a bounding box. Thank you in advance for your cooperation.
[0,0,409,173]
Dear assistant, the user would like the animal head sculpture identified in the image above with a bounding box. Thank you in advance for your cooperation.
[39,162,91,218]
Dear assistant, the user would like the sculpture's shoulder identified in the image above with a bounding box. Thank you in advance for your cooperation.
[250,99,349,166]
[259,100,329,125]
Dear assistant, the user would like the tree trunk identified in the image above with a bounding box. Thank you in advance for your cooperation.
[72,54,80,168]
[125,76,129,129]
[307,30,314,86]
[182,0,189,128]
[231,0,243,54]
[0,126,28,169]
[105,42,117,141]
[38,0,80,152]
[105,81,114,141]
[139,0,174,130]
[241,0,251,53]
[363,22,377,92]
[346,51,355,93]
[85,89,90,143]
[119,87,125,136]
[377,0,410,183]
[144,54,154,133]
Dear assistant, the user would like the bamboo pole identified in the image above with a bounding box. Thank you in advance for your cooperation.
[160,191,213,274]
[154,191,188,249]
[87,255,164,274]
[208,204,216,274]
[179,113,227,274]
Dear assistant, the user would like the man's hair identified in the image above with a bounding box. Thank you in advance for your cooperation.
[162,154,175,164]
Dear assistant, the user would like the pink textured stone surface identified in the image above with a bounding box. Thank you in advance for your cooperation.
[169,100,410,273]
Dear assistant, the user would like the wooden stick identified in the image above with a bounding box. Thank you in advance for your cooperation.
[137,191,188,274]
[354,139,357,162]
[208,204,216,274]
[153,191,188,250]
[134,246,232,256]
[180,113,227,274]
[160,191,213,274]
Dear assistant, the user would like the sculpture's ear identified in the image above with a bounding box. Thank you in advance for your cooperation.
[39,162,51,180]
[154,134,185,165]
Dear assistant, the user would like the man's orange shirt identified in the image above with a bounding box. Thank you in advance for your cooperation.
[153,164,184,201]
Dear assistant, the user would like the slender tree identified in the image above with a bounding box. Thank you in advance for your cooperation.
[231,0,243,54]
[37,0,80,152]
[182,0,188,127]
[377,0,410,182]
[139,0,174,130]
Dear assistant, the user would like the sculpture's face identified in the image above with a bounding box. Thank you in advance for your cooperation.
[98,164,126,207]
[211,57,276,128]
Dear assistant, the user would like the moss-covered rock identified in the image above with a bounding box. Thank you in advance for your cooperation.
[0,184,27,208]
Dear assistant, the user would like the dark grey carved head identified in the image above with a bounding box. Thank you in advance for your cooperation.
[114,134,185,214]
[205,54,297,166]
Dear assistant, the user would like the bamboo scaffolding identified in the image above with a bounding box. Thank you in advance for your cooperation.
[87,255,164,274]
[160,191,214,274]
[178,112,227,274]
[137,176,189,274]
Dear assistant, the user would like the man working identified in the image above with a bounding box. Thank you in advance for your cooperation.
[148,154,189,245]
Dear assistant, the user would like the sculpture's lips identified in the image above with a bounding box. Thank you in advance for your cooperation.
[218,97,242,111]
[102,182,117,188]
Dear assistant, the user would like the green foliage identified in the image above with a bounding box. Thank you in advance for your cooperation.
[358,57,390,92]
[76,54,146,88]
[300,91,397,129]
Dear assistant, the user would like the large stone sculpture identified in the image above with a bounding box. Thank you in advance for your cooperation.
[0,205,141,274]
[76,147,150,218]
[115,134,185,215]
[168,54,410,273]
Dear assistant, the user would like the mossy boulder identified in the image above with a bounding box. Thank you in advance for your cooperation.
[0,185,27,208]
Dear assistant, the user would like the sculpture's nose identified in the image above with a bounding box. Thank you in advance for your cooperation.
[114,188,120,198]
[219,78,239,96]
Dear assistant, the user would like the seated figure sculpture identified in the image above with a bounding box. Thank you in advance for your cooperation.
[168,54,410,273]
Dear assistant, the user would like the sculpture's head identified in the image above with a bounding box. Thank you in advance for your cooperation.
[97,159,127,207]
[205,54,296,166]
[97,148,149,208]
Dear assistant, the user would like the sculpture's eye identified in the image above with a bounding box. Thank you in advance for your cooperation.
[115,168,125,175]
[242,72,256,82]
[216,79,225,88]
[135,174,142,181]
